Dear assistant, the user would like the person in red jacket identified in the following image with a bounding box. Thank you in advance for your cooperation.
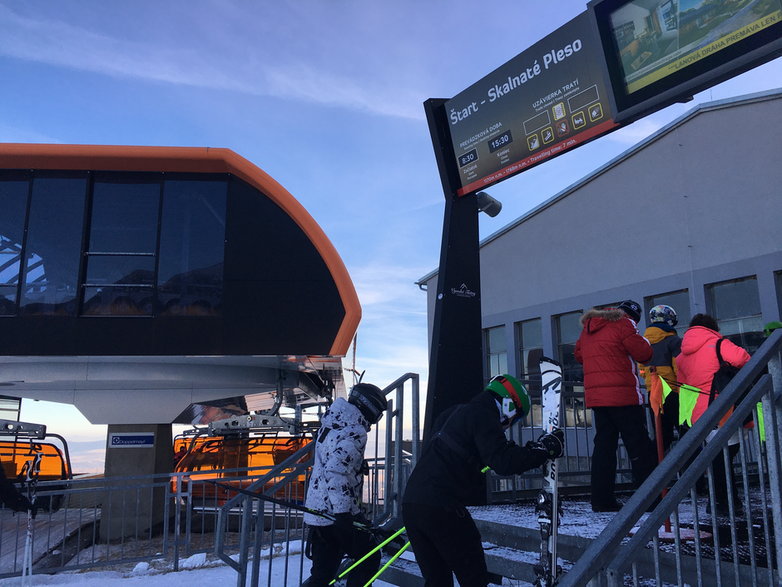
[676,313,750,513]
[575,300,656,512]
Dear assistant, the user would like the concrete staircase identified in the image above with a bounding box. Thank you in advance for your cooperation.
[378,510,581,586]
[375,501,768,586]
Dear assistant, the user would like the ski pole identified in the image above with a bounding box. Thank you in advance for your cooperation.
[362,540,411,587]
[22,452,42,586]
[328,526,407,585]
[207,480,374,532]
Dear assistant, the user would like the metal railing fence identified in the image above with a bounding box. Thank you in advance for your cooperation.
[0,462,301,579]
[561,328,782,586]
[214,372,420,587]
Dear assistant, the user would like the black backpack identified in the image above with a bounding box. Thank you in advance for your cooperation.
[708,338,741,405]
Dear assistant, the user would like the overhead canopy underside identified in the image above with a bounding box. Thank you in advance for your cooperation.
[0,355,346,425]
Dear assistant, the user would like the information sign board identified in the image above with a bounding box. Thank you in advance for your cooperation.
[590,0,782,122]
[109,432,155,448]
[444,12,620,196]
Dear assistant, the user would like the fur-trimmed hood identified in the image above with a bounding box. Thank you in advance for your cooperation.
[580,307,626,333]
[575,306,652,408]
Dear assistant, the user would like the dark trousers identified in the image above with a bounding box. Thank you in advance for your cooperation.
[402,502,489,587]
[710,442,741,507]
[591,405,656,507]
[304,523,380,587]
[660,391,680,453]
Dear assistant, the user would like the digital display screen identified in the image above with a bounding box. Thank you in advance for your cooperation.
[442,12,620,196]
[608,0,782,95]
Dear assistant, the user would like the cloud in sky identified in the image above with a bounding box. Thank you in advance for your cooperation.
[0,3,426,121]
[350,262,430,387]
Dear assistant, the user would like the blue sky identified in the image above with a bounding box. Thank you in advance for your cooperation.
[2,0,780,471]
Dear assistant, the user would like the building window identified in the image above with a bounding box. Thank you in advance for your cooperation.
[555,311,583,381]
[645,289,690,336]
[82,175,161,316]
[0,175,29,315]
[21,175,87,315]
[158,179,227,316]
[706,276,764,353]
[516,318,543,392]
[484,325,508,382]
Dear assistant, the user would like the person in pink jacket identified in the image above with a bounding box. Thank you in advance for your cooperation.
[676,313,750,513]
[676,314,751,426]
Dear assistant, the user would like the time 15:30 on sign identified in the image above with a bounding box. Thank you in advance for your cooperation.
[488,131,513,153]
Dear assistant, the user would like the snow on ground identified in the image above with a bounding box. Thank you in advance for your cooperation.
[0,551,397,586]
[469,497,636,540]
[0,551,536,586]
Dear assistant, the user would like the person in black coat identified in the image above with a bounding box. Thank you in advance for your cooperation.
[402,374,564,587]
[0,465,33,513]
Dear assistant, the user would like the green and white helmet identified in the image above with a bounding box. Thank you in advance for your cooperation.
[485,374,531,426]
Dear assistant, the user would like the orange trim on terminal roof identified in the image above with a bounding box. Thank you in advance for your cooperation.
[0,143,361,356]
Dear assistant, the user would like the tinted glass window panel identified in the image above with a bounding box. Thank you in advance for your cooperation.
[485,326,508,380]
[21,176,87,315]
[520,318,543,349]
[487,352,508,380]
[707,277,763,353]
[90,178,160,253]
[557,312,582,344]
[0,175,29,315]
[85,255,155,285]
[486,325,507,352]
[556,311,583,381]
[0,290,16,316]
[82,286,153,316]
[517,318,543,394]
[719,316,765,353]
[708,277,761,320]
[158,179,227,316]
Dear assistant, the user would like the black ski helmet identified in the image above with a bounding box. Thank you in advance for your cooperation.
[348,383,387,424]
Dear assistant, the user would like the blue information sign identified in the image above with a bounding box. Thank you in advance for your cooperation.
[109,433,155,448]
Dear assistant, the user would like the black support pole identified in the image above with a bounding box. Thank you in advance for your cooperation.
[423,99,484,444]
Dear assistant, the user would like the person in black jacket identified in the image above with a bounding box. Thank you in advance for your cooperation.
[0,464,33,514]
[402,374,564,587]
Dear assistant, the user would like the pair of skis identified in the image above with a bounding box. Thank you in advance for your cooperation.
[533,357,563,587]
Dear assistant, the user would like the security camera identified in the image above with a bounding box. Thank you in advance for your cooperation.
[476,191,502,217]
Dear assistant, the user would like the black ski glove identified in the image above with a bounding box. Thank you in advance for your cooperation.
[538,428,565,459]
[524,441,551,468]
